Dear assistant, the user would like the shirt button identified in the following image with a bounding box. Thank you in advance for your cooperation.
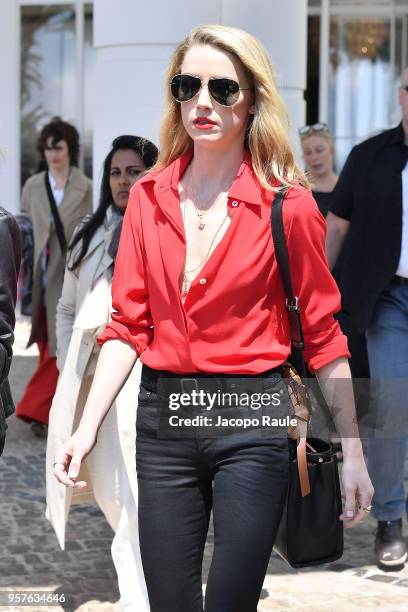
[231,200,239,207]
[199,278,207,285]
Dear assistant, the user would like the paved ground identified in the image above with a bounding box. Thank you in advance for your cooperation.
[1,316,408,611]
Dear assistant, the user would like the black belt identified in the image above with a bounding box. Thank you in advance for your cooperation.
[394,275,408,286]
[139,364,289,440]
[140,364,283,395]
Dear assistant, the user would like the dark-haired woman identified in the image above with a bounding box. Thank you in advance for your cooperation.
[46,135,158,611]
[16,117,92,436]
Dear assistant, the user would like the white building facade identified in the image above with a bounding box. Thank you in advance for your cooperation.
[0,0,307,213]
[0,0,407,214]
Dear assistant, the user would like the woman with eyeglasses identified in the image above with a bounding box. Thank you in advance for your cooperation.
[300,124,342,456]
[46,135,158,611]
[53,26,373,612]
[299,123,338,218]
[299,123,370,450]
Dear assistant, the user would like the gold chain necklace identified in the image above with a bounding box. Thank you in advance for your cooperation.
[187,166,232,231]
[181,195,229,298]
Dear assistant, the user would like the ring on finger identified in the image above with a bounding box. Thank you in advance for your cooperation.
[53,461,65,470]
[363,505,372,514]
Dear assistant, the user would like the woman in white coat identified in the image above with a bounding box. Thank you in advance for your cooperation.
[46,135,158,611]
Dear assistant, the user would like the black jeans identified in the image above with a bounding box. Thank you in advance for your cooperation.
[136,365,290,612]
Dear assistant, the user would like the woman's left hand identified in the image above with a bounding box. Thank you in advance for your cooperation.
[339,453,374,528]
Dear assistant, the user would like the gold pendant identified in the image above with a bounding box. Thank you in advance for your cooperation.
[182,275,189,297]
[197,210,205,230]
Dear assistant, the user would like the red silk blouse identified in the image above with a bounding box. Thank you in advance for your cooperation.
[97,149,350,374]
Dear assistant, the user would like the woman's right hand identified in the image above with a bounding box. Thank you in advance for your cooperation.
[53,426,97,488]
[52,339,139,488]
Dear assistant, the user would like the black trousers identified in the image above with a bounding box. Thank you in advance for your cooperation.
[136,365,290,612]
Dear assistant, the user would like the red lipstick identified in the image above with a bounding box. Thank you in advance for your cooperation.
[193,117,216,129]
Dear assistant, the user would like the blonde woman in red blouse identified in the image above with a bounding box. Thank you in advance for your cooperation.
[54,25,373,612]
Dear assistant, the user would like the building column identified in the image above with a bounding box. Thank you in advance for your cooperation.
[0,0,20,214]
[93,0,220,199]
[93,0,307,196]
[221,0,308,159]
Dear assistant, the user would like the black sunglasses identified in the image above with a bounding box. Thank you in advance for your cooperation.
[170,74,250,107]
[298,122,329,137]
[400,85,408,92]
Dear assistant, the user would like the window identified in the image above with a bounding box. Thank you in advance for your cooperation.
[307,0,408,170]
[329,16,392,168]
[20,2,93,185]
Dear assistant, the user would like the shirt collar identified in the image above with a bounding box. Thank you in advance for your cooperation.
[142,148,268,207]
[228,150,267,206]
[389,122,406,146]
[48,168,72,190]
[48,171,57,190]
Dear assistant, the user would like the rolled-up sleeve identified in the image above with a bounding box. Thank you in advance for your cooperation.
[97,186,153,355]
[284,189,350,372]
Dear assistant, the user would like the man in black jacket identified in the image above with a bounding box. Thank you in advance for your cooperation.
[326,67,408,567]
[0,207,22,455]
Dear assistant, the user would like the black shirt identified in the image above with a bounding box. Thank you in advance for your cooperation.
[312,190,332,218]
[330,123,408,332]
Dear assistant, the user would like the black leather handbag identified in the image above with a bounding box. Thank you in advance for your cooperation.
[271,188,344,568]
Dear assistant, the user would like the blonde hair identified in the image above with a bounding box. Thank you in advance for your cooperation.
[155,24,309,191]
[300,130,334,149]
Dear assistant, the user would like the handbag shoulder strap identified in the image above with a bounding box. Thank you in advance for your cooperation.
[271,187,306,378]
[44,173,67,255]
[271,187,311,497]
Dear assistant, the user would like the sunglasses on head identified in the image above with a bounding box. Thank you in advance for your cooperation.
[298,122,329,137]
[170,73,250,107]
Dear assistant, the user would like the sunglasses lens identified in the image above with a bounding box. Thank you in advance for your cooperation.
[299,123,329,136]
[313,123,328,132]
[171,74,201,102]
[209,78,240,106]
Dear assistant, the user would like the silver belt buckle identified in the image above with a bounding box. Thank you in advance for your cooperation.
[180,378,199,395]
